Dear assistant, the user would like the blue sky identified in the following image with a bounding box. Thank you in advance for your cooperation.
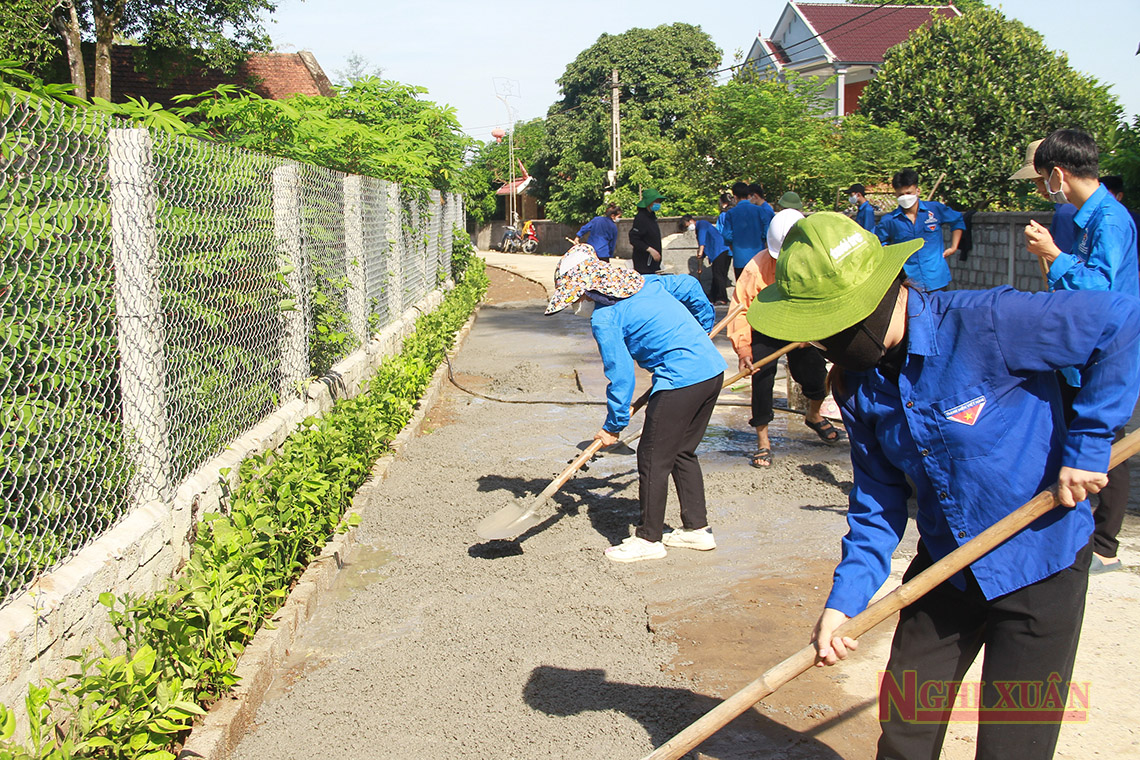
[267,0,1139,143]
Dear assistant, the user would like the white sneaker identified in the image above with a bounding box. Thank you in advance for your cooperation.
[662,527,717,551]
[604,536,667,563]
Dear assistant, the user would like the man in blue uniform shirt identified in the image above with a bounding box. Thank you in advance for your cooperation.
[721,182,770,278]
[845,183,876,231]
[1025,128,1140,575]
[874,169,964,290]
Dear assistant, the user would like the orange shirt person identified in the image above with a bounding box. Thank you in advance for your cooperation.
[728,209,843,467]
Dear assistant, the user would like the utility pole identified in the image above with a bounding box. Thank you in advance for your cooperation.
[610,69,621,190]
[494,78,521,226]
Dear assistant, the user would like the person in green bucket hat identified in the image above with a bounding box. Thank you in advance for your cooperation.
[748,212,1140,759]
[629,188,665,274]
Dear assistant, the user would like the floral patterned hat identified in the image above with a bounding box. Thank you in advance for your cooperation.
[544,245,644,315]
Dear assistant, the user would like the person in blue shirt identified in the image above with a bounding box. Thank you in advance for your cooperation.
[679,214,730,303]
[545,246,727,563]
[747,212,1140,760]
[1024,129,1140,576]
[844,183,876,231]
[1100,175,1140,259]
[712,192,735,303]
[874,169,964,290]
[721,182,771,278]
[573,203,621,260]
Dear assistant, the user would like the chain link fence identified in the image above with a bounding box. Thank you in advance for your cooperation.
[0,93,466,605]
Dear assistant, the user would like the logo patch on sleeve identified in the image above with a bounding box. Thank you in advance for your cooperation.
[945,396,986,425]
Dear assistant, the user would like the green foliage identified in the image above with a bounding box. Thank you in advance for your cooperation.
[450,227,477,279]
[1104,115,1140,211]
[859,7,1122,209]
[461,118,547,223]
[0,262,487,759]
[676,73,917,210]
[174,79,471,190]
[538,23,721,223]
[0,78,131,595]
[0,3,62,78]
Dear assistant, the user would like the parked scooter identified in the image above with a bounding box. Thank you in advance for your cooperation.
[498,220,539,253]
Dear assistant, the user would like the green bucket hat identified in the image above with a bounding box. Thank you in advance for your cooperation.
[746,212,922,342]
[777,191,803,211]
[636,188,665,208]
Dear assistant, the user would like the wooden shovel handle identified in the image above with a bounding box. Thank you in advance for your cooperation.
[642,426,1140,760]
[710,303,746,339]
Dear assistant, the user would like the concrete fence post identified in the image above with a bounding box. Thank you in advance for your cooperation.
[109,128,173,507]
[385,182,405,315]
[427,190,442,285]
[273,164,308,396]
[441,193,454,277]
[344,174,368,343]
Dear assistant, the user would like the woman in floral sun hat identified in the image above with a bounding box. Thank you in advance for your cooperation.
[546,245,726,562]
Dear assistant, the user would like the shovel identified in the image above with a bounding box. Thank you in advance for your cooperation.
[475,337,801,541]
[640,427,1140,760]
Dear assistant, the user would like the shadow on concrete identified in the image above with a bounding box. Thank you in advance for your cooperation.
[470,471,638,553]
[798,462,854,492]
[523,665,846,759]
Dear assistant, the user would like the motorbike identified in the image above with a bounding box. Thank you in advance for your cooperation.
[498,220,539,253]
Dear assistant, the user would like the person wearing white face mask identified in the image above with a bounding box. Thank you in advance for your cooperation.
[1024,128,1140,576]
[873,169,965,291]
[844,183,876,231]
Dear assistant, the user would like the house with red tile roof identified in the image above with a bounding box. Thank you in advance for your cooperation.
[744,2,961,116]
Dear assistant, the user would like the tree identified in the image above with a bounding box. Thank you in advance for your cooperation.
[859,7,1121,209]
[676,73,916,211]
[461,118,547,223]
[26,0,278,101]
[537,23,721,223]
[0,1,64,78]
[174,78,471,190]
[334,52,384,88]
[1103,115,1140,211]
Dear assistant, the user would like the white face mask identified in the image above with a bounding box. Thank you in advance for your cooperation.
[1045,169,1069,205]
[573,297,595,318]
[849,194,859,205]
[686,223,696,232]
[896,193,919,210]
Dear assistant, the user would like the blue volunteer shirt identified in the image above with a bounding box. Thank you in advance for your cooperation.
[576,215,619,259]
[1050,203,1078,254]
[694,220,729,261]
[591,275,727,432]
[721,201,772,270]
[1048,185,1139,387]
[855,200,876,232]
[826,287,1140,618]
[875,200,966,290]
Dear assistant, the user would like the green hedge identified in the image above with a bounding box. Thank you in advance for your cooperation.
[0,240,487,760]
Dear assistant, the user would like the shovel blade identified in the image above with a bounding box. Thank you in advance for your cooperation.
[476,497,547,540]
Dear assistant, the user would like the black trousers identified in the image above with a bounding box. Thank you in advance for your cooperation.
[708,253,731,303]
[1058,377,1128,558]
[749,331,827,428]
[634,373,722,543]
[877,541,1090,760]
